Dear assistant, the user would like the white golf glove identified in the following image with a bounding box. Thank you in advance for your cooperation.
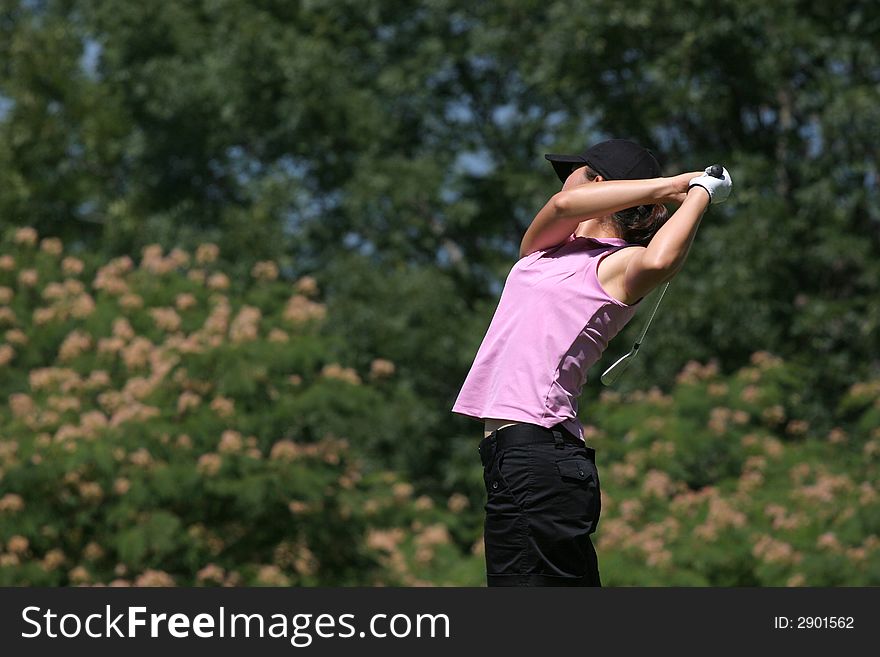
[688,165,733,204]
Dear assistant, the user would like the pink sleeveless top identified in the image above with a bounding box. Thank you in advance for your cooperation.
[451,234,644,442]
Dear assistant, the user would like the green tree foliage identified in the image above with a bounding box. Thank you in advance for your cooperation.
[0,1,878,585]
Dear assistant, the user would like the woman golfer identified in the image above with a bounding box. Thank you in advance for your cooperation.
[452,139,732,586]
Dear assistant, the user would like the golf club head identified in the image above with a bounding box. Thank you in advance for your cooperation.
[600,351,635,386]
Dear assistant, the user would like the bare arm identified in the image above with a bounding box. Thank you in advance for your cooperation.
[620,186,711,299]
[519,173,701,258]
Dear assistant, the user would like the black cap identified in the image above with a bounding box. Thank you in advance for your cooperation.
[545,139,661,183]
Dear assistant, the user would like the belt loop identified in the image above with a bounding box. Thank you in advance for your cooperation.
[552,429,564,449]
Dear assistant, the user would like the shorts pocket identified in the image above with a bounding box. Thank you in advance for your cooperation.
[554,456,601,535]
[555,457,594,483]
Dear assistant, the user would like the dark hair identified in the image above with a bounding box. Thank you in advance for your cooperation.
[580,166,670,246]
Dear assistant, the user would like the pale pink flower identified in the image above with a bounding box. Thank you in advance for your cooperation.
[752,534,798,565]
[97,336,125,356]
[288,500,312,514]
[270,440,300,461]
[859,482,877,505]
[295,275,318,297]
[58,330,92,362]
[61,256,84,276]
[195,243,220,264]
[177,391,202,414]
[731,410,749,425]
[197,453,222,475]
[68,566,90,584]
[78,481,104,502]
[370,358,396,380]
[28,367,79,392]
[129,448,154,467]
[817,532,842,551]
[196,564,226,584]
[70,293,96,318]
[175,292,197,311]
[268,328,288,343]
[619,499,643,521]
[139,244,166,273]
[150,307,181,332]
[447,493,469,513]
[0,255,15,270]
[40,237,63,255]
[14,227,38,246]
[785,419,809,436]
[283,294,327,324]
[0,344,14,366]
[121,336,153,370]
[763,436,784,458]
[9,393,34,418]
[762,404,786,425]
[18,269,38,287]
[207,272,230,290]
[251,261,279,281]
[218,430,243,453]
[210,396,235,418]
[118,293,143,310]
[134,569,176,587]
[414,495,434,510]
[795,472,853,504]
[53,424,81,442]
[708,406,732,435]
[676,359,720,385]
[366,528,405,553]
[0,493,24,513]
[7,535,29,554]
[49,395,82,414]
[83,542,104,561]
[320,363,361,385]
[5,328,27,345]
[750,350,783,370]
[392,482,414,501]
[827,427,847,444]
[0,306,20,324]
[188,269,206,283]
[79,410,109,438]
[293,544,319,576]
[642,469,676,498]
[0,286,13,303]
[255,565,289,586]
[229,305,261,343]
[42,548,66,570]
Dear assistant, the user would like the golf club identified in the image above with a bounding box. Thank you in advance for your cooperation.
[600,163,725,386]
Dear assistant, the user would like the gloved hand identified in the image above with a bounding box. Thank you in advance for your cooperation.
[688,165,732,204]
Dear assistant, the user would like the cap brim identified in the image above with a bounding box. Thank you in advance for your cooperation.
[544,153,586,183]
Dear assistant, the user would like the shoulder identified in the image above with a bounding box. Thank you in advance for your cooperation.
[596,245,645,272]
[596,246,646,306]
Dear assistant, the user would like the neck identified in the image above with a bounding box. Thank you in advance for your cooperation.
[574,217,623,240]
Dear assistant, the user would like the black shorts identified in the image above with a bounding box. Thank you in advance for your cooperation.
[478,422,602,587]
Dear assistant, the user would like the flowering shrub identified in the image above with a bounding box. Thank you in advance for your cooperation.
[1,227,876,586]
[0,228,482,586]
[583,353,880,586]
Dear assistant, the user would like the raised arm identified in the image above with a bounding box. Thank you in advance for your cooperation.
[618,166,733,301]
[519,172,701,258]
[617,187,711,300]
